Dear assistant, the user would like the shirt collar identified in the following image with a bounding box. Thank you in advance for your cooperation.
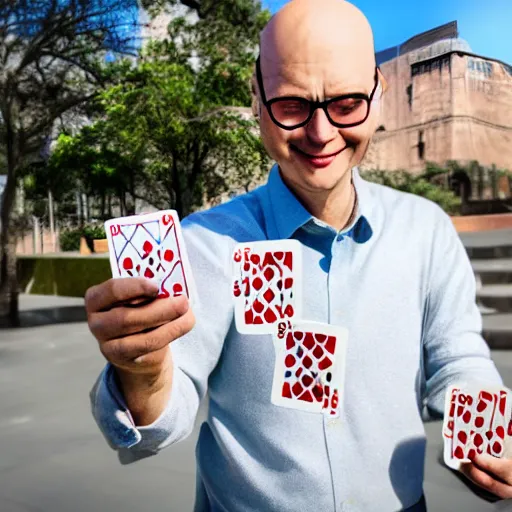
[263,164,375,243]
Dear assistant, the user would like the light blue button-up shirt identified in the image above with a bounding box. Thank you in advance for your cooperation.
[90,165,502,512]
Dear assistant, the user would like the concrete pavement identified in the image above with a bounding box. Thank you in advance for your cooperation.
[1,295,512,511]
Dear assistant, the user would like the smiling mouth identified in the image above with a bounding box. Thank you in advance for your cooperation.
[290,145,348,159]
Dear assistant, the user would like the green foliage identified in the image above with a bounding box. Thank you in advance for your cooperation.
[18,256,111,297]
[362,168,462,216]
[59,223,107,252]
[48,3,272,217]
[59,228,83,252]
[82,224,107,240]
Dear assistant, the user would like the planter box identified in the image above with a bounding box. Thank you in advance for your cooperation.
[18,254,111,297]
[79,237,109,255]
[79,236,92,255]
[451,213,512,233]
[93,239,109,253]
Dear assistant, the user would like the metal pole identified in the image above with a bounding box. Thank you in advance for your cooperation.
[32,216,39,254]
[48,189,56,252]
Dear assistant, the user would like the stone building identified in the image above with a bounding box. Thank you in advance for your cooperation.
[363,21,512,183]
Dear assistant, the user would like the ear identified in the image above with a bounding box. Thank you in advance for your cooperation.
[370,68,387,111]
[250,71,261,119]
[377,68,388,96]
[367,69,387,134]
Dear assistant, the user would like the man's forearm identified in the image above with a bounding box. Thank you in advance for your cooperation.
[115,361,174,427]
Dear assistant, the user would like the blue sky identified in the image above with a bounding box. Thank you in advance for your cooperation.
[262,0,512,65]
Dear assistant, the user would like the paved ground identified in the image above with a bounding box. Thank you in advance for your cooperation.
[1,295,512,512]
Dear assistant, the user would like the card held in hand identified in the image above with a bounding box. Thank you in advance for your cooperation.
[271,320,348,417]
[232,240,302,335]
[442,384,512,470]
[105,210,196,304]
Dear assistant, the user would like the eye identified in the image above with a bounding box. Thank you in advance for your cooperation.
[329,98,365,116]
[278,100,309,114]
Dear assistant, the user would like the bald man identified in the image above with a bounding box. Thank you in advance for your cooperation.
[87,1,512,510]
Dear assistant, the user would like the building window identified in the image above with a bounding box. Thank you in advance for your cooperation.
[468,57,493,78]
[411,56,445,77]
[418,131,425,160]
[406,84,413,109]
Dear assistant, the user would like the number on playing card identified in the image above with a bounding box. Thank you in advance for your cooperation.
[105,210,196,303]
[442,384,512,470]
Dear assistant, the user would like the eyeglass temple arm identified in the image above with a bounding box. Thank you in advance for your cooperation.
[255,56,268,105]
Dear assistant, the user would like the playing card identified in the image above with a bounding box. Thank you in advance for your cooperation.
[468,390,498,457]
[443,384,512,470]
[270,320,348,417]
[105,210,196,303]
[452,391,475,460]
[232,240,302,335]
[442,387,459,442]
[487,390,509,458]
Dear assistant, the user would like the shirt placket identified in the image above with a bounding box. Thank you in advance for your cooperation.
[324,231,354,512]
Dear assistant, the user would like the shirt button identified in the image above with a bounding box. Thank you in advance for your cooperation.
[336,234,344,242]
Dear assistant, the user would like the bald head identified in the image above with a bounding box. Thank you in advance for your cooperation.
[260,0,375,69]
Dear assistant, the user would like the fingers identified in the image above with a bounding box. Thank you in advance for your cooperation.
[89,294,190,342]
[460,455,512,499]
[100,307,195,367]
[85,278,159,314]
[471,453,512,485]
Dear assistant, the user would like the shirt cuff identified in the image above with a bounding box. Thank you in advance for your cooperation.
[90,363,188,453]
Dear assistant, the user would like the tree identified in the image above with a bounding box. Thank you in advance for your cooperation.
[49,4,271,218]
[0,0,139,323]
[47,120,146,219]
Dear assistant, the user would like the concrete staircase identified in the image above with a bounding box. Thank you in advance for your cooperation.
[460,229,512,349]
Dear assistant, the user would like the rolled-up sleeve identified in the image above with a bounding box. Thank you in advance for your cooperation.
[89,216,235,460]
[421,212,502,419]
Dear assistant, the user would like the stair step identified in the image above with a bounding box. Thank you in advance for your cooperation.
[472,259,512,284]
[478,284,512,297]
[483,313,512,349]
[478,303,498,315]
[472,259,512,273]
[461,229,512,260]
[477,284,512,313]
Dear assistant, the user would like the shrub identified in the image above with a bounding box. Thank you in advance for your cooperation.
[59,227,82,251]
[59,223,107,252]
[361,169,462,216]
[82,223,106,240]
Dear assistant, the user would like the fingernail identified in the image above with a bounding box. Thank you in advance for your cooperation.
[174,295,189,314]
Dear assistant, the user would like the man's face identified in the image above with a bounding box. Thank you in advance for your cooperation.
[258,56,380,196]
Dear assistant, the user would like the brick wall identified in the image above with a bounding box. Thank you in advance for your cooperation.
[363,47,512,174]
[16,228,60,255]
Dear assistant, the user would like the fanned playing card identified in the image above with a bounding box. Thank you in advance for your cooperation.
[442,384,512,470]
[271,320,348,417]
[105,210,196,303]
[232,240,302,334]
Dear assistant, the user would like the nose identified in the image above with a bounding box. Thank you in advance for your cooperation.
[306,108,337,145]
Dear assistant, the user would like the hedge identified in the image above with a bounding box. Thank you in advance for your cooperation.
[18,255,112,297]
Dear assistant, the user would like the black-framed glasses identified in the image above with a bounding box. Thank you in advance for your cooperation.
[256,56,380,131]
